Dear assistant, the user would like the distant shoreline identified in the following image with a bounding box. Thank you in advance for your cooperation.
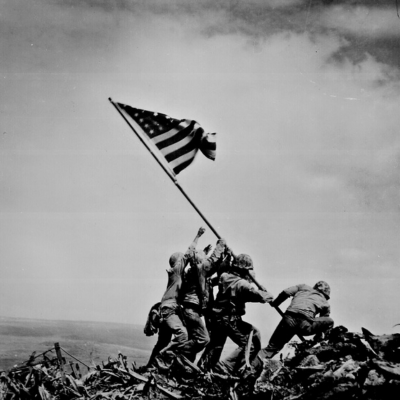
[0,316,154,370]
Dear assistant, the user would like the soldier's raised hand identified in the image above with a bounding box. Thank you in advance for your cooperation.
[203,244,212,255]
[225,244,236,258]
[260,291,274,304]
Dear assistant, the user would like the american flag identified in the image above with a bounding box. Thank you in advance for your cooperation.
[116,103,216,175]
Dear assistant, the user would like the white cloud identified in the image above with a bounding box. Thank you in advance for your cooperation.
[321,6,400,38]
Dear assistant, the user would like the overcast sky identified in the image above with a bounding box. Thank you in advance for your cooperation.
[1,0,399,341]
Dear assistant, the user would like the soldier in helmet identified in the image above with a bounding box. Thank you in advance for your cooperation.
[153,227,206,370]
[201,252,274,375]
[251,281,334,371]
[179,237,227,362]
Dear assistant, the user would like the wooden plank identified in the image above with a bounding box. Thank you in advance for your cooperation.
[54,343,66,384]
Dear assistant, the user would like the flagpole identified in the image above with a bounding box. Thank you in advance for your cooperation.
[175,182,221,239]
[109,98,301,337]
[108,97,222,239]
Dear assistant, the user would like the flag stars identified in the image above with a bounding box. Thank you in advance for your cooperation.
[120,105,215,174]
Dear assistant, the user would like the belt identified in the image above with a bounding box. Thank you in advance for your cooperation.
[285,311,314,322]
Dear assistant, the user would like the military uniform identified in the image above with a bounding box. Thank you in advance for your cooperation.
[208,270,274,374]
[180,239,226,361]
[253,282,334,369]
[152,231,204,369]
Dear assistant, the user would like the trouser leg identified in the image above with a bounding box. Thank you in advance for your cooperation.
[218,316,259,374]
[198,316,227,371]
[147,323,172,367]
[298,316,334,336]
[204,309,214,335]
[312,316,334,334]
[252,327,262,358]
[158,306,188,355]
[253,314,298,370]
[182,306,210,362]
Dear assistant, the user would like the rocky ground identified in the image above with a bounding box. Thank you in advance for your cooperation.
[1,325,399,400]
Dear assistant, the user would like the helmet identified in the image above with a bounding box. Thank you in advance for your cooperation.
[235,254,253,271]
[313,281,331,299]
[169,252,184,268]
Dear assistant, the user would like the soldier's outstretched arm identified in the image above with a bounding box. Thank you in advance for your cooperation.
[186,227,206,255]
[193,226,205,243]
[270,290,290,308]
[203,238,227,275]
[225,244,237,259]
[238,281,274,304]
[259,288,274,304]
[203,244,212,255]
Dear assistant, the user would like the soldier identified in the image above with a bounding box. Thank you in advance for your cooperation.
[251,281,334,372]
[141,242,215,371]
[197,254,232,371]
[179,237,227,362]
[153,227,205,369]
[204,253,274,375]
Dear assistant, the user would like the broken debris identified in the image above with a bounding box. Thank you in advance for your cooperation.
[1,326,400,400]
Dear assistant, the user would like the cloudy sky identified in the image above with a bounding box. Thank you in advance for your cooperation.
[1,0,399,341]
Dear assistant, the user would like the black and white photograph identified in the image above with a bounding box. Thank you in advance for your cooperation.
[1,1,400,398]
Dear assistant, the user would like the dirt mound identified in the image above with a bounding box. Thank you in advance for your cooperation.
[249,326,400,400]
[1,326,399,399]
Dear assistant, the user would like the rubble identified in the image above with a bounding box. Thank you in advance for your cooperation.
[251,326,400,400]
[0,343,232,400]
[1,325,400,400]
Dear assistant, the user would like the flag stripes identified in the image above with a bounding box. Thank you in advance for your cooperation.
[157,121,199,150]
[116,103,216,175]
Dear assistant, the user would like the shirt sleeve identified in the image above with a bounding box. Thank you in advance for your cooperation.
[236,281,274,304]
[271,291,289,307]
[272,284,305,307]
[195,264,208,310]
[283,284,303,297]
[203,239,226,276]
